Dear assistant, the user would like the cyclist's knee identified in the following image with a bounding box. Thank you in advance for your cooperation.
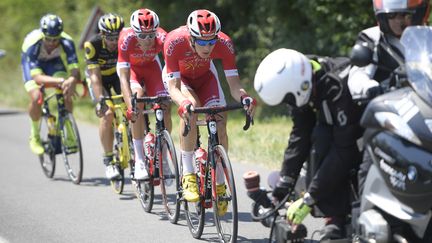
[28,89,41,104]
[102,110,114,122]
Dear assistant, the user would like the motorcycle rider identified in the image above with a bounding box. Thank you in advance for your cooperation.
[254,48,363,240]
[348,0,430,193]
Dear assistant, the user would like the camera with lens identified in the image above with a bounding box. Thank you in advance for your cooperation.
[243,171,272,208]
[243,171,307,242]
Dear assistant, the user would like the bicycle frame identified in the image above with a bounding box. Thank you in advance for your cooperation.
[132,94,180,222]
[191,104,250,207]
[101,95,133,170]
[133,94,171,183]
[182,103,252,242]
[41,87,72,153]
[39,85,83,184]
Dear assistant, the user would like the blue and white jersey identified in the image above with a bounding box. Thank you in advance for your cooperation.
[21,29,79,77]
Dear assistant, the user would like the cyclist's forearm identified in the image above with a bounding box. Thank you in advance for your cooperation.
[88,68,103,101]
[226,75,247,102]
[167,78,187,106]
[118,67,132,108]
[33,74,63,86]
[69,68,81,83]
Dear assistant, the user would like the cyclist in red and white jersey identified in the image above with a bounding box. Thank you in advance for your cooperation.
[163,9,257,205]
[117,8,171,180]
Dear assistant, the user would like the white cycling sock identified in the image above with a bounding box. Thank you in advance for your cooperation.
[133,139,145,163]
[181,150,195,175]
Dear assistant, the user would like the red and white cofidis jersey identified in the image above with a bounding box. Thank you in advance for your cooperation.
[164,26,238,81]
[117,27,167,68]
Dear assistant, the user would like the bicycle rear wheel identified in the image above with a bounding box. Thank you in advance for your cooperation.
[60,113,83,184]
[38,116,56,178]
[110,123,131,194]
[212,145,238,243]
[110,166,124,194]
[137,178,154,213]
[159,130,180,224]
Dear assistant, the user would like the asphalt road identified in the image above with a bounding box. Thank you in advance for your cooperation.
[0,108,323,243]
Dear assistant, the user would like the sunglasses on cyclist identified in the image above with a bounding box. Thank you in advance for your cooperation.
[103,35,119,42]
[44,36,60,42]
[386,12,413,19]
[194,38,218,46]
[137,32,156,40]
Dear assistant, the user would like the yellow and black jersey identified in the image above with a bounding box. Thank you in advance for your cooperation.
[84,35,117,76]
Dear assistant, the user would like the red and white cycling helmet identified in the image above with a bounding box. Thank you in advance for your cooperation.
[187,9,221,38]
[130,8,159,33]
[254,49,313,107]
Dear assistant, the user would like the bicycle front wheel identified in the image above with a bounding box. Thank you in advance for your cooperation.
[60,113,83,184]
[159,130,180,224]
[38,116,56,178]
[183,155,205,239]
[212,145,238,243]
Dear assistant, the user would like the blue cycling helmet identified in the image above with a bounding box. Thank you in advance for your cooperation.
[40,14,63,37]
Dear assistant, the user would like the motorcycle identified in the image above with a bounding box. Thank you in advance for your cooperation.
[350,26,432,243]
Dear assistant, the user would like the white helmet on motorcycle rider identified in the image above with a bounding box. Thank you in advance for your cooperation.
[254,48,312,107]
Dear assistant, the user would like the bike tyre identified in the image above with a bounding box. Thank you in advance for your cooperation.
[137,179,154,213]
[212,145,238,243]
[183,154,205,239]
[38,116,56,178]
[60,113,83,184]
[159,130,181,224]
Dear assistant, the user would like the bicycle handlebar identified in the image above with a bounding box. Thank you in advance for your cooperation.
[131,93,171,113]
[133,94,171,104]
[182,102,253,137]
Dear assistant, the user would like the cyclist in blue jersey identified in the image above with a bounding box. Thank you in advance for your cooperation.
[21,14,81,155]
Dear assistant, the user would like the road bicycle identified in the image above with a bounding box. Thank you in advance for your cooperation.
[182,102,252,243]
[132,94,180,224]
[38,85,83,184]
[99,95,134,194]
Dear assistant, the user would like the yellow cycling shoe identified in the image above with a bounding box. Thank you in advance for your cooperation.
[29,136,44,155]
[216,184,228,216]
[182,173,200,202]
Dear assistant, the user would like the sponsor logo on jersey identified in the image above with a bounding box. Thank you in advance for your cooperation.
[120,32,135,51]
[165,36,185,56]
[218,37,234,54]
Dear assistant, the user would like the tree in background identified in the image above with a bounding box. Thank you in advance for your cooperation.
[0,0,376,116]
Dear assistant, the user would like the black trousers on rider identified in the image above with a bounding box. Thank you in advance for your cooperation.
[307,124,361,218]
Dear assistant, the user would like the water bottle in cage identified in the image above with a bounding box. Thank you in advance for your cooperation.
[117,124,125,146]
[194,147,207,175]
[144,132,155,159]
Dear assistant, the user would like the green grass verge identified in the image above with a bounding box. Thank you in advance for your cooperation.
[0,66,291,170]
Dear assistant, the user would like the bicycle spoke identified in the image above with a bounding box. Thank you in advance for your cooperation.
[60,113,83,184]
[110,167,124,194]
[184,199,205,238]
[184,153,205,239]
[159,130,180,224]
[38,117,56,178]
[137,180,154,212]
[212,145,238,243]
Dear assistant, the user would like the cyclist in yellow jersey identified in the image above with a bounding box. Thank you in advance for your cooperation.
[84,13,124,179]
[21,14,80,155]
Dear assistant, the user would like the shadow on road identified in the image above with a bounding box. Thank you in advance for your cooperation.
[0,110,23,116]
